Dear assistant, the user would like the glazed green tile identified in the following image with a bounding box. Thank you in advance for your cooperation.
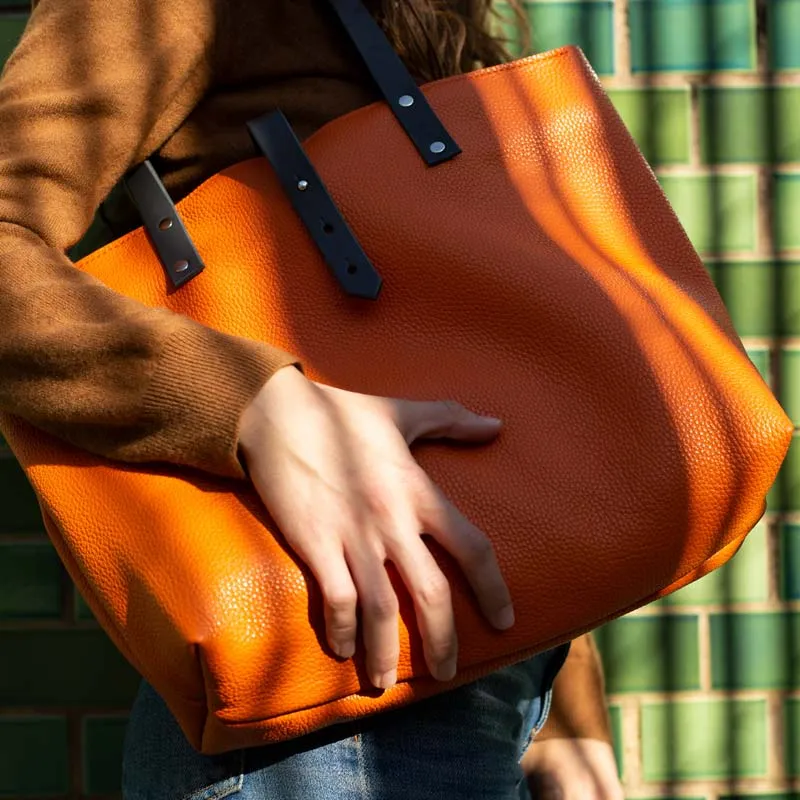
[594,616,700,693]
[0,716,68,796]
[630,0,754,72]
[780,262,800,336]
[658,519,768,605]
[0,630,140,707]
[641,699,768,780]
[658,174,756,255]
[608,704,623,778]
[700,88,800,164]
[75,588,96,621]
[710,612,800,690]
[0,543,62,618]
[0,14,25,67]
[774,434,800,512]
[721,794,800,799]
[84,716,128,794]
[782,523,800,600]
[524,2,614,76]
[0,458,44,533]
[781,348,800,425]
[746,346,771,385]
[770,0,800,70]
[775,173,800,252]
[607,88,690,165]
[714,261,777,337]
[786,698,800,776]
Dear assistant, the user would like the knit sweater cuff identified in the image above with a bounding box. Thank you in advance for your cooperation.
[142,322,300,479]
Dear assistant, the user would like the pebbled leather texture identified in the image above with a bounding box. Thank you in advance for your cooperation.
[0,46,792,754]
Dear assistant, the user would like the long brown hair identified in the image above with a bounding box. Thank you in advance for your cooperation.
[373,1,530,82]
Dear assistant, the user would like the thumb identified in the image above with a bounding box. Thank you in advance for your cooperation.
[395,399,502,445]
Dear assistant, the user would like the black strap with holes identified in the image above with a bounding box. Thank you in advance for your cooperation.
[326,0,460,165]
[124,162,204,289]
[248,112,382,299]
[127,0,458,293]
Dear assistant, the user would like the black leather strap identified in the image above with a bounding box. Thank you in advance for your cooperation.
[327,0,460,166]
[124,162,204,289]
[248,111,383,300]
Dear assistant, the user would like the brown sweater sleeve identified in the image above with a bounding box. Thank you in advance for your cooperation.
[0,0,298,479]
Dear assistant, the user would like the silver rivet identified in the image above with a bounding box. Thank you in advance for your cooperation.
[398,94,415,108]
[174,260,190,273]
[297,179,309,191]
[429,141,446,154]
[158,217,173,231]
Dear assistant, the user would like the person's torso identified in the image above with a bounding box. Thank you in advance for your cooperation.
[101,0,385,238]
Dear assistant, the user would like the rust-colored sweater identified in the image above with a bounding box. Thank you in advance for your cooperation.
[0,0,386,478]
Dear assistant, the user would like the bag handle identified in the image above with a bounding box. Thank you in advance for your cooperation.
[326,0,459,165]
[125,0,459,294]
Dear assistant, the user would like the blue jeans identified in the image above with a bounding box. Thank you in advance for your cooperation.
[122,644,568,800]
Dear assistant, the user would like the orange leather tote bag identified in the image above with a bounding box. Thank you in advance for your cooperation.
[0,0,792,755]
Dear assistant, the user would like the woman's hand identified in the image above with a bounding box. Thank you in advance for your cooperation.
[522,739,624,800]
[238,366,514,690]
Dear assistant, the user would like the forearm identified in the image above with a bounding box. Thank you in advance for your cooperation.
[0,0,299,477]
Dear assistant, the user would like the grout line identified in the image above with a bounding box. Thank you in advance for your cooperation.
[767,690,786,781]
[612,0,631,81]
[606,72,800,88]
[621,696,642,794]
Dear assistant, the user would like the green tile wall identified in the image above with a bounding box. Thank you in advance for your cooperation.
[0,459,46,534]
[715,261,777,336]
[786,699,800,777]
[783,523,800,600]
[83,716,128,795]
[1,1,799,799]
[629,0,755,72]
[608,88,691,165]
[710,612,800,690]
[594,616,700,692]
[780,262,800,335]
[609,704,623,777]
[523,1,615,75]
[769,0,800,69]
[0,542,63,618]
[641,700,768,780]
[0,717,69,796]
[658,519,769,605]
[0,14,25,67]
[658,174,757,254]
[775,435,800,513]
[774,173,800,252]
[721,795,800,800]
[746,346,772,385]
[0,630,140,707]
[780,348,800,424]
[700,88,800,164]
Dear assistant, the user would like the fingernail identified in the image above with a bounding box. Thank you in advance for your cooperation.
[375,669,397,690]
[436,658,457,681]
[494,604,515,630]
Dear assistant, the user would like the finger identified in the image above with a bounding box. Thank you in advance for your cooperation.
[416,480,514,631]
[290,541,359,660]
[386,534,458,681]
[346,545,400,690]
[390,398,502,445]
